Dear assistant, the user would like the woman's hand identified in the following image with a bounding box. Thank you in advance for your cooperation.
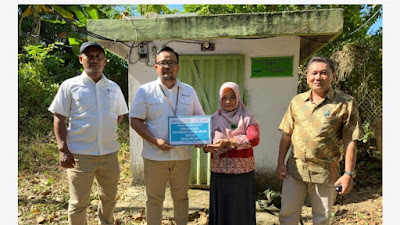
[203,146,214,152]
[207,139,230,149]
[194,144,214,153]
[194,144,213,153]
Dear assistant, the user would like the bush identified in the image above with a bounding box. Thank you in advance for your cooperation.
[18,44,75,138]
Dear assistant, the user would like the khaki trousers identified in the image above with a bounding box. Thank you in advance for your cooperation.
[143,158,191,225]
[279,176,337,225]
[66,152,120,225]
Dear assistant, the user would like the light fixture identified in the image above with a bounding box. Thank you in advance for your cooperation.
[201,42,215,51]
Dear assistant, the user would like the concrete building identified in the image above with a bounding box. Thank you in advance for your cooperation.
[87,8,344,190]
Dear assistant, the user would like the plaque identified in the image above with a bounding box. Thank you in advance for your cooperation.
[168,116,211,146]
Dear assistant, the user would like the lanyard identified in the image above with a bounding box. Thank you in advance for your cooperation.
[159,84,179,116]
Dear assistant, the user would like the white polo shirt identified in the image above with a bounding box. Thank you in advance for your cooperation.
[129,78,205,161]
[48,72,129,156]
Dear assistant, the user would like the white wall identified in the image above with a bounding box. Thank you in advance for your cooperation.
[128,36,300,184]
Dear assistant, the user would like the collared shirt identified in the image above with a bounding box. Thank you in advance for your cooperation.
[279,89,362,183]
[48,72,129,156]
[129,78,205,161]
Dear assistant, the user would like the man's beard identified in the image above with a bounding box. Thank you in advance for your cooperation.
[87,64,100,74]
[161,75,176,82]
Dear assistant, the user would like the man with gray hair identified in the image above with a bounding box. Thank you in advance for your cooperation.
[276,56,362,224]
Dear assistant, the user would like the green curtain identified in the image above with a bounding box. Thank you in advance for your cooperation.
[178,55,245,186]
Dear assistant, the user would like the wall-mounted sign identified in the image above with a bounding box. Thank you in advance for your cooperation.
[251,56,294,78]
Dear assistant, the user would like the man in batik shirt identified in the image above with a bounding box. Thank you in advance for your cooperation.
[276,56,362,225]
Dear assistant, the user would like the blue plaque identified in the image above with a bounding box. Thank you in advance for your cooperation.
[168,116,211,146]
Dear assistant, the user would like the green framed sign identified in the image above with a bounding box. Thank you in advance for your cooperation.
[251,56,294,78]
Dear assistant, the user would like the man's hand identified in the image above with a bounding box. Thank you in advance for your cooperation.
[334,175,353,195]
[337,140,357,195]
[117,115,124,124]
[276,133,291,179]
[130,118,174,151]
[155,138,174,151]
[276,163,288,179]
[54,113,75,168]
[59,148,75,168]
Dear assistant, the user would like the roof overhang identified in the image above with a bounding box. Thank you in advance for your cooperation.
[87,8,344,63]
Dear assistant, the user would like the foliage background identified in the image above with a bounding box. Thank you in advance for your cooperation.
[17,3,382,143]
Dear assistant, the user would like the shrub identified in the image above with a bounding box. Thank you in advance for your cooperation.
[18,44,75,138]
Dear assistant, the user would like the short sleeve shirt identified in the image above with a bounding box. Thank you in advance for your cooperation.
[48,72,129,156]
[129,78,205,161]
[279,89,362,183]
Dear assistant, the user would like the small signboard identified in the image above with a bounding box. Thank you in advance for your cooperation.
[251,56,294,78]
[168,116,211,146]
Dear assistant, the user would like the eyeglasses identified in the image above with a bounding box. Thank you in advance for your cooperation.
[156,61,178,67]
[82,54,104,61]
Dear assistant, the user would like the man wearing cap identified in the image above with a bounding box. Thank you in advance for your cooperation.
[276,56,362,225]
[130,46,204,225]
[49,42,128,225]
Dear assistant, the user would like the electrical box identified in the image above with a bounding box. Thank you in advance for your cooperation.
[138,45,148,58]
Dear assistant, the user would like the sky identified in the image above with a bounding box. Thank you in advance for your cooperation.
[168,4,184,11]
[368,17,382,34]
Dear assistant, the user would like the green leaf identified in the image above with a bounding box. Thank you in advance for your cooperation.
[54,41,64,46]
[68,34,83,55]
[51,5,74,19]
[40,15,66,24]
[68,36,81,46]
[86,5,103,19]
[70,5,87,25]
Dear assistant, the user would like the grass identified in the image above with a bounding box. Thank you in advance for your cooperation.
[18,120,133,224]
[18,135,59,172]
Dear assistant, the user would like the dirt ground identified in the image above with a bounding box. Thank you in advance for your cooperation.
[114,185,281,225]
[113,184,382,225]
[18,147,382,225]
[18,173,382,225]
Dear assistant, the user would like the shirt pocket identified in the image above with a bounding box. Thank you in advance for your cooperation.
[147,97,164,120]
[107,89,118,119]
[320,110,342,135]
[71,90,92,112]
[177,96,193,115]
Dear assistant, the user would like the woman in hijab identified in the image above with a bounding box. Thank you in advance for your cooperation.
[203,82,260,225]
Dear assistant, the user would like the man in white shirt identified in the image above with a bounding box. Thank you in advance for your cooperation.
[130,46,205,225]
[48,42,129,225]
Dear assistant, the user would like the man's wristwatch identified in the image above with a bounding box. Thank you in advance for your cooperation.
[344,171,356,178]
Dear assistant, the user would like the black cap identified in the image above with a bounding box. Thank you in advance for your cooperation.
[79,42,105,54]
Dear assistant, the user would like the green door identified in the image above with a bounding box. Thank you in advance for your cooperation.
[178,55,245,187]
